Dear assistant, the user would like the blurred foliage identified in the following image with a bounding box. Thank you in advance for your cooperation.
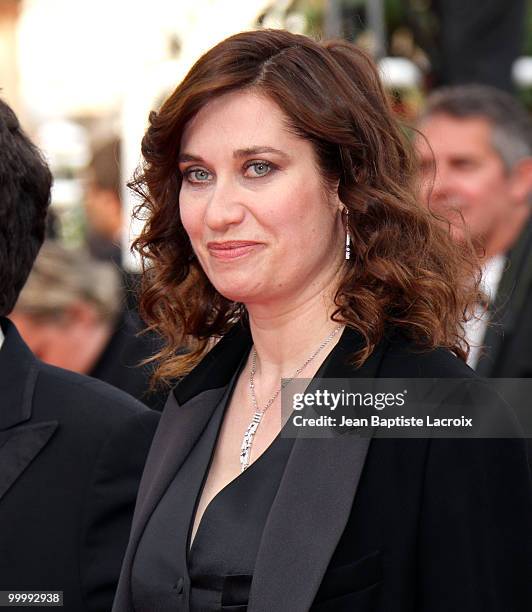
[292,1,532,105]
[294,0,531,59]
[518,87,532,110]
[524,0,532,55]
[291,0,325,36]
[290,0,428,118]
[291,0,437,64]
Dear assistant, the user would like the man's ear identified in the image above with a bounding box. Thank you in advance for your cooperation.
[65,300,100,327]
[8,312,49,359]
[509,157,532,204]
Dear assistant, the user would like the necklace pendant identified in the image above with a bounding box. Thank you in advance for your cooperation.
[240,411,263,472]
[243,325,343,470]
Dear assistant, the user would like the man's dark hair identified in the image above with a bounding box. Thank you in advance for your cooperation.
[420,84,532,170]
[0,99,52,316]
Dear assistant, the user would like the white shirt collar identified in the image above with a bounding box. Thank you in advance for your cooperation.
[465,254,506,369]
[0,325,4,351]
[481,254,506,303]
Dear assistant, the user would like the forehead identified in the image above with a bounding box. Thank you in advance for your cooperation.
[180,90,301,155]
[416,114,497,159]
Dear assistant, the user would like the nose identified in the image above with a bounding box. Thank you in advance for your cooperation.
[204,176,245,231]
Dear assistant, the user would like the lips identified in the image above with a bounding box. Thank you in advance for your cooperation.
[207,240,262,260]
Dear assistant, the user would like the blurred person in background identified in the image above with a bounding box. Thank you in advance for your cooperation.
[416,84,532,376]
[85,138,123,264]
[0,97,159,611]
[85,137,141,310]
[11,240,167,410]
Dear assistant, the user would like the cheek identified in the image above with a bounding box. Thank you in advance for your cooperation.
[466,185,505,220]
[277,179,332,224]
[268,207,313,252]
[179,198,203,242]
[278,201,337,255]
[467,166,507,199]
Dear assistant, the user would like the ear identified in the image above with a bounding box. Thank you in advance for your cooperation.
[101,189,122,214]
[326,179,342,211]
[330,189,343,212]
[328,190,344,218]
[8,312,51,359]
[509,157,532,203]
[65,301,100,327]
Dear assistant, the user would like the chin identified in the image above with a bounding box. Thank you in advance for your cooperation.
[210,278,262,304]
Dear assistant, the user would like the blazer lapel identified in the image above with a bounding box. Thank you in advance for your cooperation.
[113,326,253,609]
[477,220,532,376]
[476,259,517,377]
[0,318,59,502]
[131,387,228,533]
[0,421,58,502]
[113,388,228,610]
[131,324,252,530]
[0,318,38,430]
[249,328,386,612]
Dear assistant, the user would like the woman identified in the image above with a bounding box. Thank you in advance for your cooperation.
[113,30,532,611]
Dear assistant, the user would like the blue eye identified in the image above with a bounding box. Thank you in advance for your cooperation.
[244,161,273,177]
[184,167,212,183]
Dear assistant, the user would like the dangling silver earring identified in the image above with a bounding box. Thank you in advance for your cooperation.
[344,208,351,260]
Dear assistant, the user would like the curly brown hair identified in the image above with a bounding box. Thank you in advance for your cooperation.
[130,29,482,384]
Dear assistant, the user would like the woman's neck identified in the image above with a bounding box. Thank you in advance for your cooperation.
[246,288,342,379]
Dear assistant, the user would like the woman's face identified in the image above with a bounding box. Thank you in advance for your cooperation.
[178,90,345,309]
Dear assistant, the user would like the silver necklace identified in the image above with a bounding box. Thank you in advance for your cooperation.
[239,325,343,472]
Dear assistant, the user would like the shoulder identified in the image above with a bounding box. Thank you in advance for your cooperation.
[323,325,475,380]
[32,363,160,476]
[34,361,157,429]
[379,334,476,379]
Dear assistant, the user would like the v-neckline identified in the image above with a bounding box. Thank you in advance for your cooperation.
[186,352,247,555]
[186,351,291,557]
[185,330,345,559]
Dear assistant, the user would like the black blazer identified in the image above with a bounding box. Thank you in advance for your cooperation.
[477,218,532,377]
[0,318,160,612]
[113,325,532,612]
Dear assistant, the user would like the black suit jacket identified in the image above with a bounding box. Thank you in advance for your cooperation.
[113,325,532,612]
[477,218,532,377]
[0,318,160,612]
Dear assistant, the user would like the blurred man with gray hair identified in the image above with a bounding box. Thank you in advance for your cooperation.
[415,84,532,376]
[11,241,166,409]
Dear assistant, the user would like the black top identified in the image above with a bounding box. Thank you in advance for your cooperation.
[131,362,294,611]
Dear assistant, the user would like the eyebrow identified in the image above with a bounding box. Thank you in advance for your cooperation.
[233,146,289,160]
[178,153,205,164]
[178,146,289,164]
